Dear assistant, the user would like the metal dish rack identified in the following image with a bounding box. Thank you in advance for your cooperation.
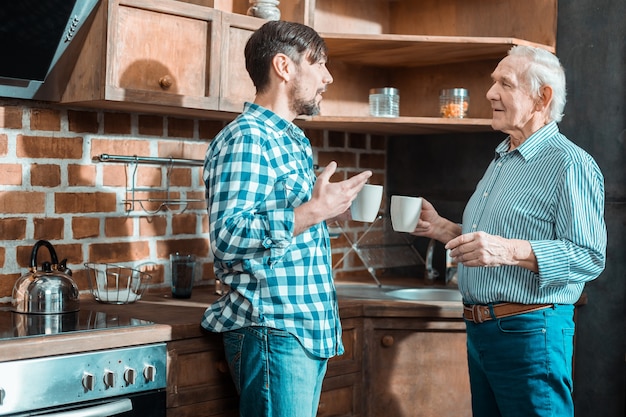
[332,215,426,286]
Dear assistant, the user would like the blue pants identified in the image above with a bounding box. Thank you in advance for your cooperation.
[222,326,328,417]
[465,304,575,417]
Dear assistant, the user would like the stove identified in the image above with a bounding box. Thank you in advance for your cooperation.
[0,310,167,416]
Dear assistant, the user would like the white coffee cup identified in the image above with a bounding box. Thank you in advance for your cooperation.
[390,195,423,232]
[351,184,383,222]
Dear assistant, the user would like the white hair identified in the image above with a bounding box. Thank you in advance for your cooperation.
[508,45,567,122]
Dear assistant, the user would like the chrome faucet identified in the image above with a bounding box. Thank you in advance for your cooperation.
[424,238,439,281]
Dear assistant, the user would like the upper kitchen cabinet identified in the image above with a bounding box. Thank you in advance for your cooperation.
[61,0,224,118]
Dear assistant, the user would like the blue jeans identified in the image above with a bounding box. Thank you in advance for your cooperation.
[222,326,328,417]
[465,304,575,417]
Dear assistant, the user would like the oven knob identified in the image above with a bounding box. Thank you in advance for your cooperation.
[103,370,115,388]
[82,372,96,391]
[143,364,157,382]
[124,367,137,385]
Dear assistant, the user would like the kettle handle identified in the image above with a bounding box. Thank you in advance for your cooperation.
[30,240,59,269]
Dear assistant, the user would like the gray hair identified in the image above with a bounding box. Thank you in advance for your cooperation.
[508,45,566,122]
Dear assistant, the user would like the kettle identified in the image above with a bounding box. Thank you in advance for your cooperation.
[12,240,80,314]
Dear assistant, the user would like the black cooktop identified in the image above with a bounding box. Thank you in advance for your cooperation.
[0,308,154,340]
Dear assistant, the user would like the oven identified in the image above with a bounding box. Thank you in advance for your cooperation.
[0,311,167,417]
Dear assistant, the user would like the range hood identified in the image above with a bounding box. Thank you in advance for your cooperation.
[0,0,100,101]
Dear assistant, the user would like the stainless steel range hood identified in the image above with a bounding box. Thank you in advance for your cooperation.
[0,0,100,101]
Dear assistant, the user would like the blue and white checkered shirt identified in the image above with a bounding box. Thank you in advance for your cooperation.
[459,122,607,305]
[201,102,343,359]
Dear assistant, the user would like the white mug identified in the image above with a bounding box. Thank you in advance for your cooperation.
[390,195,423,232]
[351,184,383,222]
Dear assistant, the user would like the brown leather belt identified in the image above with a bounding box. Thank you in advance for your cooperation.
[463,303,553,323]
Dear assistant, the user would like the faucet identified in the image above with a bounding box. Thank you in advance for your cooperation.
[424,239,439,281]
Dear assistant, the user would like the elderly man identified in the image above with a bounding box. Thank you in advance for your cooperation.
[412,45,606,416]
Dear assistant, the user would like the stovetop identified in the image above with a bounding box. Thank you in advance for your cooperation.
[0,308,154,341]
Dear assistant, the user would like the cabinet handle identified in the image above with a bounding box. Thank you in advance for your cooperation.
[216,360,229,374]
[381,335,395,347]
[158,75,173,90]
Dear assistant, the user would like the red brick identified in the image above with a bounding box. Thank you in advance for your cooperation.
[54,192,117,213]
[104,112,131,134]
[0,218,27,240]
[169,167,192,187]
[17,135,83,159]
[0,164,22,185]
[105,217,134,237]
[30,164,61,187]
[102,165,127,187]
[347,132,367,149]
[90,138,150,159]
[306,129,325,147]
[135,166,162,187]
[167,117,194,138]
[0,273,20,299]
[68,109,99,133]
[0,134,7,155]
[359,153,386,170]
[16,243,82,268]
[68,164,97,186]
[139,216,167,236]
[198,119,224,139]
[158,140,207,160]
[0,106,23,129]
[186,191,206,211]
[138,115,164,136]
[34,217,65,240]
[328,131,346,147]
[88,241,150,263]
[0,191,45,213]
[317,151,357,168]
[172,213,197,235]
[30,108,61,131]
[370,134,387,150]
[72,217,100,239]
[156,238,209,259]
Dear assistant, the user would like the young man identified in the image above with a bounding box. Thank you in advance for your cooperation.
[202,21,372,417]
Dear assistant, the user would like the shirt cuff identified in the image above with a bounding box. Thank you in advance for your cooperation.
[263,208,295,265]
[530,240,570,288]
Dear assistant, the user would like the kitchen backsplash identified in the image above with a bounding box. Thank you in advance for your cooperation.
[0,99,386,301]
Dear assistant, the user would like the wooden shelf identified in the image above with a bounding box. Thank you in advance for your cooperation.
[322,34,555,67]
[296,116,494,136]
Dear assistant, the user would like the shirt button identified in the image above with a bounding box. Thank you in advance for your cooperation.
[483,191,489,197]
[472,224,477,229]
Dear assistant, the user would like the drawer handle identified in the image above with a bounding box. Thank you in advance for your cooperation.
[159,75,173,90]
[381,335,395,347]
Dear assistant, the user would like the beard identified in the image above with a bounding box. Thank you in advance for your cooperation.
[290,84,322,116]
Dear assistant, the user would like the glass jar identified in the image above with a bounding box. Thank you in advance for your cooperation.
[369,87,399,117]
[439,88,469,118]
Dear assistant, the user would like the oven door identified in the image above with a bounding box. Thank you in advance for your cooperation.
[9,389,166,417]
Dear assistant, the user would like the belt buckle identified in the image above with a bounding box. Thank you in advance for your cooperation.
[472,305,487,324]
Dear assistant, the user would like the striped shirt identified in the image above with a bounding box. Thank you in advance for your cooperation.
[459,122,607,305]
[201,102,343,359]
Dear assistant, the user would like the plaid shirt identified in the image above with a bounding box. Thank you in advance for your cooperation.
[201,102,343,358]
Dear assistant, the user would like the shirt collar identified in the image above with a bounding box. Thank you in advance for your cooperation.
[494,121,560,161]
[243,102,305,137]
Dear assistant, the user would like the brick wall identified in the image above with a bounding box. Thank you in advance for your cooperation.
[0,100,386,301]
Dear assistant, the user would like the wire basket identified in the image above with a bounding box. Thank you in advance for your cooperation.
[84,263,151,304]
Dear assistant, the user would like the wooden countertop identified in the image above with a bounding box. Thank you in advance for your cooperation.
[0,284,463,362]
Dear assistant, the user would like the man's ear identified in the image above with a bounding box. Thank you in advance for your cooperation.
[537,85,553,110]
[272,53,293,82]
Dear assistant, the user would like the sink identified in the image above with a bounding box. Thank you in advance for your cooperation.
[385,288,462,302]
[335,284,462,303]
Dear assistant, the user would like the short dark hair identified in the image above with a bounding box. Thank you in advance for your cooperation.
[244,20,328,94]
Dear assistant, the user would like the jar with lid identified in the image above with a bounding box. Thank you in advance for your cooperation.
[439,88,469,118]
[369,87,399,117]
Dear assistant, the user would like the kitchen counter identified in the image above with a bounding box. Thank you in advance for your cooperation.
[0,283,464,362]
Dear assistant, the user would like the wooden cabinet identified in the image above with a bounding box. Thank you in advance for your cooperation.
[167,335,238,417]
[62,0,224,118]
[318,318,364,417]
[363,317,471,417]
[209,0,558,135]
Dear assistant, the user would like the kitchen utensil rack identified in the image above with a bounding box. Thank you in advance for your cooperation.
[332,215,426,286]
[97,154,204,214]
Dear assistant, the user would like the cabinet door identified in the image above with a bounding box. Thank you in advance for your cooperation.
[167,336,238,417]
[109,0,221,109]
[365,319,471,417]
[218,12,260,112]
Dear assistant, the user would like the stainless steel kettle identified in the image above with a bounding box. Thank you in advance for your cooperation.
[12,240,80,314]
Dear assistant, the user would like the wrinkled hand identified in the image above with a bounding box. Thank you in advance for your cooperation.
[410,198,442,238]
[445,231,515,267]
